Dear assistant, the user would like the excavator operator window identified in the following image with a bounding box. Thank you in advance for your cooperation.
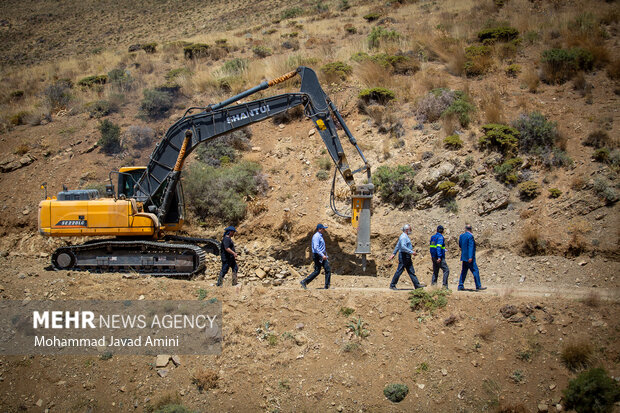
[117,170,144,198]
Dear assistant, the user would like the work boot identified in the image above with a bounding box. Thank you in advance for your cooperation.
[232,271,238,286]
[300,280,307,290]
[216,274,223,287]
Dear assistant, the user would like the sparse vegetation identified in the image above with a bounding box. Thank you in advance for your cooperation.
[593,178,618,204]
[86,100,116,118]
[477,26,519,43]
[281,7,304,19]
[505,64,521,77]
[541,47,594,84]
[196,288,207,300]
[584,130,614,149]
[44,79,72,111]
[184,161,268,223]
[464,45,492,77]
[510,370,524,383]
[359,87,395,105]
[192,369,218,392]
[409,289,450,313]
[561,340,592,371]
[252,46,272,58]
[479,124,520,156]
[316,170,329,180]
[140,89,174,119]
[548,188,562,198]
[125,125,155,149]
[339,307,355,317]
[77,74,108,89]
[512,112,558,154]
[184,43,210,60]
[347,317,369,338]
[444,134,463,149]
[97,119,122,154]
[384,383,409,403]
[518,181,540,200]
[367,26,400,49]
[563,368,620,413]
[99,351,113,360]
[521,224,546,255]
[321,61,353,81]
[372,165,420,207]
[494,157,522,184]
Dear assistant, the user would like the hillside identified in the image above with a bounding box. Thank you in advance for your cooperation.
[0,0,619,411]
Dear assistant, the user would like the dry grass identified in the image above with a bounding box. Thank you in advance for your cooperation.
[355,60,394,89]
[566,219,591,257]
[520,223,546,256]
[521,66,540,93]
[570,175,585,190]
[442,112,458,136]
[415,67,449,93]
[561,340,592,371]
[480,88,504,124]
[192,368,219,392]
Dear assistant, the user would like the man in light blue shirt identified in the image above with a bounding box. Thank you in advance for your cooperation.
[389,224,424,290]
[301,224,331,289]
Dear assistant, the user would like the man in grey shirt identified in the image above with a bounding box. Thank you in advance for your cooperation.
[388,224,425,290]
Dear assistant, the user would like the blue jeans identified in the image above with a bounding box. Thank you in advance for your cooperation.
[303,253,331,288]
[390,252,422,288]
[458,260,481,290]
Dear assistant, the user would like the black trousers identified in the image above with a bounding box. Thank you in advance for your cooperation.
[431,257,450,287]
[217,257,238,286]
[390,252,422,288]
[303,253,331,288]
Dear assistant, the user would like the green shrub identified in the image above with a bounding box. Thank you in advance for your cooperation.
[564,368,620,413]
[126,125,155,149]
[344,24,356,34]
[351,52,370,62]
[444,134,463,149]
[545,148,573,168]
[321,61,353,80]
[458,171,473,187]
[593,148,610,163]
[252,46,272,58]
[196,129,251,166]
[44,79,72,110]
[442,91,474,127]
[518,180,540,200]
[593,178,618,204]
[141,42,157,53]
[184,161,268,223]
[359,87,395,105]
[184,43,210,60]
[282,7,304,19]
[437,180,457,196]
[97,119,122,154]
[339,307,355,317]
[87,100,116,118]
[465,155,474,167]
[384,383,409,403]
[494,157,522,184]
[222,58,248,75]
[108,68,133,92]
[166,67,192,81]
[512,112,558,154]
[479,124,520,155]
[464,45,493,77]
[371,53,419,75]
[548,188,562,198]
[477,26,519,43]
[140,89,173,119]
[409,289,450,312]
[316,170,329,181]
[541,48,594,84]
[317,157,332,170]
[367,26,400,49]
[363,12,381,22]
[444,199,458,213]
[77,74,108,89]
[505,64,521,77]
[372,165,420,207]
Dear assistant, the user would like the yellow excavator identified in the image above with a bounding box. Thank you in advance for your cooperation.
[38,67,373,277]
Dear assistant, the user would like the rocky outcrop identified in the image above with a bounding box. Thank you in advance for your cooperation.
[0,154,35,173]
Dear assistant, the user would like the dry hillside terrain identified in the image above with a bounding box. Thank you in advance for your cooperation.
[0,0,619,412]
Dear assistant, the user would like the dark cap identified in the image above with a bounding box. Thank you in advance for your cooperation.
[465,224,472,231]
[437,225,444,233]
[316,223,328,230]
[224,226,237,233]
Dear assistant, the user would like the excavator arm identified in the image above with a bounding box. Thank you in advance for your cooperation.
[136,66,373,264]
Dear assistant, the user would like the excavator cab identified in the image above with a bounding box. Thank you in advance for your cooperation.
[117,167,146,198]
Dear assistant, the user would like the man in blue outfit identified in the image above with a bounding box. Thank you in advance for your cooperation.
[389,224,425,290]
[300,224,331,289]
[430,225,450,288]
[458,224,486,291]
[217,226,238,287]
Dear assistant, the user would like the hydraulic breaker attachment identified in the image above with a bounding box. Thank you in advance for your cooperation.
[352,183,373,271]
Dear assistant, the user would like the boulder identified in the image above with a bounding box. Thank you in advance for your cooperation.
[415,161,456,191]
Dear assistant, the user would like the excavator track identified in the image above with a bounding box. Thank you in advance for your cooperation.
[51,240,212,278]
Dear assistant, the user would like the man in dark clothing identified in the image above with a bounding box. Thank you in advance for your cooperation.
[458,224,486,291]
[430,225,450,289]
[300,224,331,289]
[217,226,238,287]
